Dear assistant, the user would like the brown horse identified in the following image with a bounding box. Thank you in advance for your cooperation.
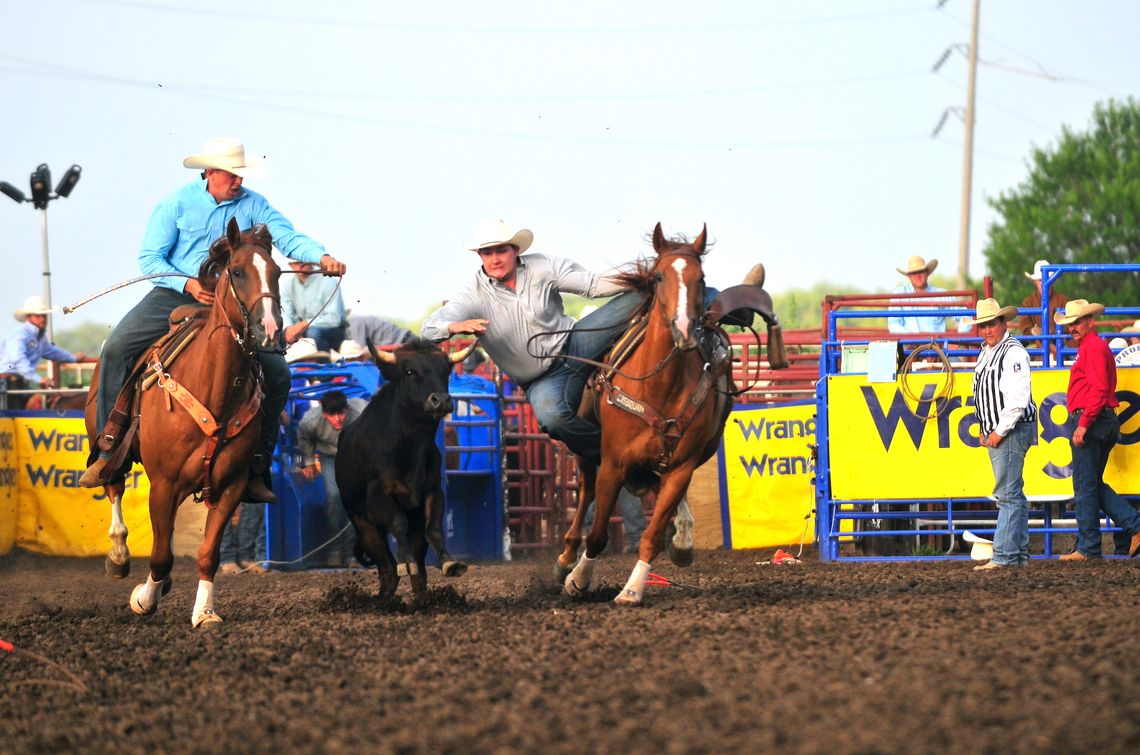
[84,219,281,628]
[556,224,734,605]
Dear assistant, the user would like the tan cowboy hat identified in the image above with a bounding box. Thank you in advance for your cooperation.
[1053,298,1105,326]
[966,298,1018,326]
[284,337,330,364]
[13,295,55,322]
[1024,259,1051,281]
[896,255,937,276]
[1121,319,1140,334]
[183,137,266,178]
[468,219,533,254]
[337,339,368,361]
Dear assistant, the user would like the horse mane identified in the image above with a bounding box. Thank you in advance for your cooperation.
[604,231,711,302]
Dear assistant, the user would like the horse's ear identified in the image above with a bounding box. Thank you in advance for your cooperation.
[251,223,272,251]
[694,224,707,254]
[226,217,242,250]
[652,223,665,253]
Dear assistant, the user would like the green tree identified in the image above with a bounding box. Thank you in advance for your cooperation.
[984,98,1140,307]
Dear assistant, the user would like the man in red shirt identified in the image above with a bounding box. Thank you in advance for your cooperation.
[1055,299,1140,560]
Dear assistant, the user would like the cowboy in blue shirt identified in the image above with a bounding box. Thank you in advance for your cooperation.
[79,138,347,500]
[1,295,87,387]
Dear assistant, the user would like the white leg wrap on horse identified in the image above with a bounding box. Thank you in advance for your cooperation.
[191,580,218,627]
[137,575,164,610]
[616,560,652,605]
[564,553,597,596]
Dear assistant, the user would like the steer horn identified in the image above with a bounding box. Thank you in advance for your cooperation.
[448,339,479,365]
[366,337,397,365]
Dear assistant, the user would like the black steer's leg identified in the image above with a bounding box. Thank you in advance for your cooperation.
[351,515,398,599]
[424,472,467,578]
[409,524,428,598]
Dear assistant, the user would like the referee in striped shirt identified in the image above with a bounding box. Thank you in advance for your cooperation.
[969,299,1037,571]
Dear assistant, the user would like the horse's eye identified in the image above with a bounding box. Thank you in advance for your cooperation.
[653,272,664,284]
[230,268,243,279]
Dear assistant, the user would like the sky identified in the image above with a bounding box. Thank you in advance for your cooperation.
[2,0,1138,334]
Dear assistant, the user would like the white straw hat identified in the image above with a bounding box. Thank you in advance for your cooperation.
[183,137,267,178]
[966,298,1018,326]
[13,295,55,322]
[284,338,330,364]
[1053,299,1105,326]
[468,219,533,253]
[896,255,937,276]
[1024,259,1051,281]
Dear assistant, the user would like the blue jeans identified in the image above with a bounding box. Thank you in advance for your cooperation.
[305,324,345,353]
[987,421,1033,565]
[524,291,645,461]
[219,502,266,565]
[1070,411,1140,558]
[96,287,291,462]
[320,456,354,564]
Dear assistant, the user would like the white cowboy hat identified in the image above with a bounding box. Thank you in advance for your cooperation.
[13,295,55,322]
[962,530,993,562]
[1053,298,1105,326]
[337,339,368,360]
[182,137,267,178]
[1109,337,1128,350]
[468,219,533,254]
[966,298,1018,326]
[896,255,937,276]
[1121,319,1140,334]
[1024,259,1051,281]
[284,337,330,364]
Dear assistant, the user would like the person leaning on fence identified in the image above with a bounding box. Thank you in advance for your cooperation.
[78,137,348,501]
[887,256,948,334]
[345,314,415,349]
[281,259,347,353]
[968,299,1036,571]
[296,389,366,568]
[1015,259,1069,338]
[1,295,89,388]
[1054,299,1140,560]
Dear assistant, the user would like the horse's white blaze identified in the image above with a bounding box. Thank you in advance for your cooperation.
[250,253,278,341]
[564,552,597,596]
[191,579,217,627]
[671,258,690,339]
[615,559,651,605]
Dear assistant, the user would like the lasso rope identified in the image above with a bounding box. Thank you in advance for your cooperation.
[898,338,955,421]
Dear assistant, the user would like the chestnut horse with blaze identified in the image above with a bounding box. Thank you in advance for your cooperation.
[557,224,739,604]
[84,219,282,628]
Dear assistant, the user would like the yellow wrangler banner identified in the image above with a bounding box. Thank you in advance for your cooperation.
[719,401,816,548]
[827,368,1140,500]
[1,414,153,556]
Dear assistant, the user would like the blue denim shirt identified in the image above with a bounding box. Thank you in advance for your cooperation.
[0,321,76,385]
[139,180,325,293]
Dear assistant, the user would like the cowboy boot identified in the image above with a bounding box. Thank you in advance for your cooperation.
[78,456,112,488]
[244,453,277,503]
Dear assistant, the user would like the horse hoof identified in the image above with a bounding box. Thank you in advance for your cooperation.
[441,560,467,577]
[129,584,156,616]
[562,576,589,599]
[614,589,643,606]
[192,608,223,629]
[553,559,573,583]
[105,555,130,580]
[668,545,694,568]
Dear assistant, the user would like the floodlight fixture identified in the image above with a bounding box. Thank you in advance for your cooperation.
[55,164,82,198]
[0,181,26,204]
[29,163,51,209]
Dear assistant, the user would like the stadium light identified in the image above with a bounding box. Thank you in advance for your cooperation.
[0,162,83,342]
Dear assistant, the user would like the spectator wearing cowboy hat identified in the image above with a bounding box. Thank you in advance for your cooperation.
[1054,299,1140,560]
[281,259,347,352]
[80,137,348,502]
[887,256,952,334]
[2,295,89,386]
[1014,259,1070,337]
[966,299,1036,571]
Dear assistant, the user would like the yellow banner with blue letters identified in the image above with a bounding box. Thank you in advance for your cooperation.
[826,368,1140,499]
[719,401,817,548]
[0,413,153,556]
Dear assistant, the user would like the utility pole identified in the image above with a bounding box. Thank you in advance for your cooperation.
[956,0,981,290]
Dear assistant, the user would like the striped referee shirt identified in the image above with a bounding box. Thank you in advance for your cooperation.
[972,331,1036,437]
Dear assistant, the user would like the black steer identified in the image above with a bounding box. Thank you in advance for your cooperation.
[335,338,474,599]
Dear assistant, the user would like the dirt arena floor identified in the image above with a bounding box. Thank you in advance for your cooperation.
[1,547,1138,754]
